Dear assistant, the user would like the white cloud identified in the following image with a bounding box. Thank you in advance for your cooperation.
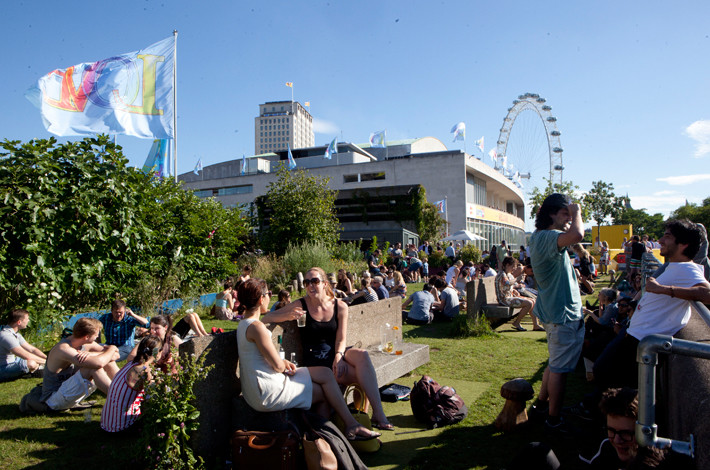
[630,191,689,215]
[685,120,710,158]
[312,117,340,135]
[656,174,710,185]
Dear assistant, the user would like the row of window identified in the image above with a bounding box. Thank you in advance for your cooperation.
[465,219,525,251]
[343,172,386,183]
[260,131,289,137]
[260,137,289,143]
[194,185,253,198]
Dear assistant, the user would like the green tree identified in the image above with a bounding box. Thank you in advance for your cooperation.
[0,136,248,330]
[257,165,340,255]
[613,207,665,239]
[528,178,589,222]
[413,187,447,242]
[670,197,710,230]
[583,181,626,241]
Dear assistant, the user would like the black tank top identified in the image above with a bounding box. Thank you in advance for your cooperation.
[298,298,339,368]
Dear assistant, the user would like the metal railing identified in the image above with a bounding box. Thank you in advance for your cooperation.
[636,299,710,458]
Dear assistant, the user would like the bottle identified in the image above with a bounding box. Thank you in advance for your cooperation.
[278,335,285,359]
[290,352,298,367]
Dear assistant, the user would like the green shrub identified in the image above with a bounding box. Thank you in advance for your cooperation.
[428,250,448,269]
[282,241,335,279]
[331,240,364,264]
[458,244,482,264]
[451,314,499,338]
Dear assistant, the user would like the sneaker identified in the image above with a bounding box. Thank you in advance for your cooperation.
[544,417,579,437]
[564,402,594,421]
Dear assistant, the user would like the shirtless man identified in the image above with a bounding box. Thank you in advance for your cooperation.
[41,317,119,410]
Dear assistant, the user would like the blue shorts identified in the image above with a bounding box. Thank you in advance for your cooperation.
[0,357,29,382]
[542,319,584,374]
[408,261,423,272]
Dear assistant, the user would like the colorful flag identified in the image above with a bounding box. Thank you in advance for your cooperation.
[25,36,175,139]
[241,154,247,175]
[287,144,296,170]
[142,139,169,178]
[488,148,498,164]
[434,199,446,213]
[304,101,310,107]
[285,82,293,88]
[451,122,465,142]
[193,157,203,175]
[369,130,386,148]
[474,136,484,153]
[325,137,338,160]
[498,155,508,171]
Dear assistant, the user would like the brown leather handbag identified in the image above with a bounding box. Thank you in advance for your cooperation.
[231,429,300,470]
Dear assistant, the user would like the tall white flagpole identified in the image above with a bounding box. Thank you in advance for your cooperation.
[173,30,178,183]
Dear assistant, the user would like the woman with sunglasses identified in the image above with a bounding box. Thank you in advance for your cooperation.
[238,278,380,441]
[262,267,394,431]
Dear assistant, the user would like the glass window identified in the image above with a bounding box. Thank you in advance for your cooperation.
[360,172,386,182]
[217,185,253,196]
[343,174,359,183]
[193,189,214,198]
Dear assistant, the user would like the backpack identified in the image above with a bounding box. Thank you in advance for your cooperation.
[410,375,468,429]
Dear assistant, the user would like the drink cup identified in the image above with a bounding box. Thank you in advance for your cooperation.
[297,313,307,327]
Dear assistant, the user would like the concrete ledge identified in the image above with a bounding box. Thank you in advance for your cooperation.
[467,277,514,321]
[368,342,429,386]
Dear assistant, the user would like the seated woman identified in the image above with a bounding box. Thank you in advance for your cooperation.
[237,278,380,441]
[126,315,181,372]
[172,310,209,338]
[347,277,378,306]
[495,257,543,332]
[100,335,160,433]
[572,244,595,294]
[262,267,394,431]
[214,279,236,321]
[336,269,357,296]
[270,289,291,311]
[389,271,407,299]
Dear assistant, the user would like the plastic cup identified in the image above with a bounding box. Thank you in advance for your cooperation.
[297,313,306,327]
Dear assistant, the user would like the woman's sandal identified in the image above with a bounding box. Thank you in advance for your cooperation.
[371,419,395,431]
[345,425,381,441]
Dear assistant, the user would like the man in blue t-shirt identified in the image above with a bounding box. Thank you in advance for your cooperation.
[402,284,435,325]
[528,193,584,435]
[99,300,149,361]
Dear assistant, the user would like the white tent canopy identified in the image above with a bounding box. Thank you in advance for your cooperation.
[441,229,486,242]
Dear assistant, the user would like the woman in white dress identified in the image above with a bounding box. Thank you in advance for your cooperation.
[237,278,380,441]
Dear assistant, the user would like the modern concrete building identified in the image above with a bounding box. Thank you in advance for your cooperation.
[254,101,314,154]
[180,137,526,250]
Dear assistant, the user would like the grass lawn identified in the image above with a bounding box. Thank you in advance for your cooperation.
[0,277,610,469]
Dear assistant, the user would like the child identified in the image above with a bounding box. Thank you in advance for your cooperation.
[422,257,429,283]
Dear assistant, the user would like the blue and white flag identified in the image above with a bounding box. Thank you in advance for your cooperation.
[25,36,175,139]
[451,122,465,142]
[369,130,386,148]
[287,144,296,170]
[193,157,203,175]
[142,139,169,178]
[241,154,247,175]
[325,137,338,160]
[488,148,498,165]
[434,199,446,213]
[474,136,484,153]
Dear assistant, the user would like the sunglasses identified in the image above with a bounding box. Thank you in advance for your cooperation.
[303,278,322,286]
[605,426,635,442]
[262,291,272,297]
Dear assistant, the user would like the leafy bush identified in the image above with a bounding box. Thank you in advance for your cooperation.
[451,315,499,338]
[331,240,364,264]
[458,244,482,264]
[139,347,214,469]
[282,241,335,279]
[427,250,449,269]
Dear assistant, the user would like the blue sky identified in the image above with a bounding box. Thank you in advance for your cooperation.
[2,1,709,229]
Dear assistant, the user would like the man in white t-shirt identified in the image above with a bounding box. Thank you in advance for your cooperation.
[0,309,47,382]
[594,219,710,389]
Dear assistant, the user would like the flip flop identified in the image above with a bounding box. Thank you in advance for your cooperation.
[371,419,395,431]
[345,426,381,441]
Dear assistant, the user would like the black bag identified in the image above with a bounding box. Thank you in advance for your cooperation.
[410,375,468,429]
[231,429,300,470]
[379,383,411,402]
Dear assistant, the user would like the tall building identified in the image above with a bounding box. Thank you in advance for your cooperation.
[254,101,314,154]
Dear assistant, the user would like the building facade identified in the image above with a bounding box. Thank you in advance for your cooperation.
[181,137,527,251]
[254,101,314,154]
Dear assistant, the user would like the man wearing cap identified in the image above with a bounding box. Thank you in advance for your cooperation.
[529,193,584,434]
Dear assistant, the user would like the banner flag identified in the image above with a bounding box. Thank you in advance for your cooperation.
[241,154,247,175]
[324,137,338,160]
[142,139,170,178]
[285,82,293,88]
[451,122,465,142]
[434,199,446,213]
[474,136,484,153]
[287,144,296,170]
[488,148,498,164]
[369,130,386,148]
[25,36,175,139]
[193,157,203,175]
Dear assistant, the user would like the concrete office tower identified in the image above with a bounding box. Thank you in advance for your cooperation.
[255,101,314,154]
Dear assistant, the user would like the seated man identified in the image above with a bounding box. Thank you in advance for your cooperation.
[594,219,710,389]
[432,278,459,321]
[372,276,390,300]
[402,284,435,325]
[41,317,119,411]
[100,299,149,361]
[0,309,46,382]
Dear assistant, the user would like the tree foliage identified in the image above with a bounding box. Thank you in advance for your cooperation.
[613,207,665,239]
[414,187,447,242]
[528,178,589,221]
[257,165,340,255]
[670,197,710,231]
[0,136,248,330]
[583,181,627,240]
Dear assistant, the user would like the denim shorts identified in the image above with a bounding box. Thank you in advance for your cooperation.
[543,319,585,373]
[0,357,29,382]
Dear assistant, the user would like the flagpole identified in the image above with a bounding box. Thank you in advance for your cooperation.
[173,30,178,183]
[445,196,449,237]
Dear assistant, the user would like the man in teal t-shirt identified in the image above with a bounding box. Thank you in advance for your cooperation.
[529,193,584,435]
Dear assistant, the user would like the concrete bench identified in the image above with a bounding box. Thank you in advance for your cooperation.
[466,277,514,327]
[180,296,429,462]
